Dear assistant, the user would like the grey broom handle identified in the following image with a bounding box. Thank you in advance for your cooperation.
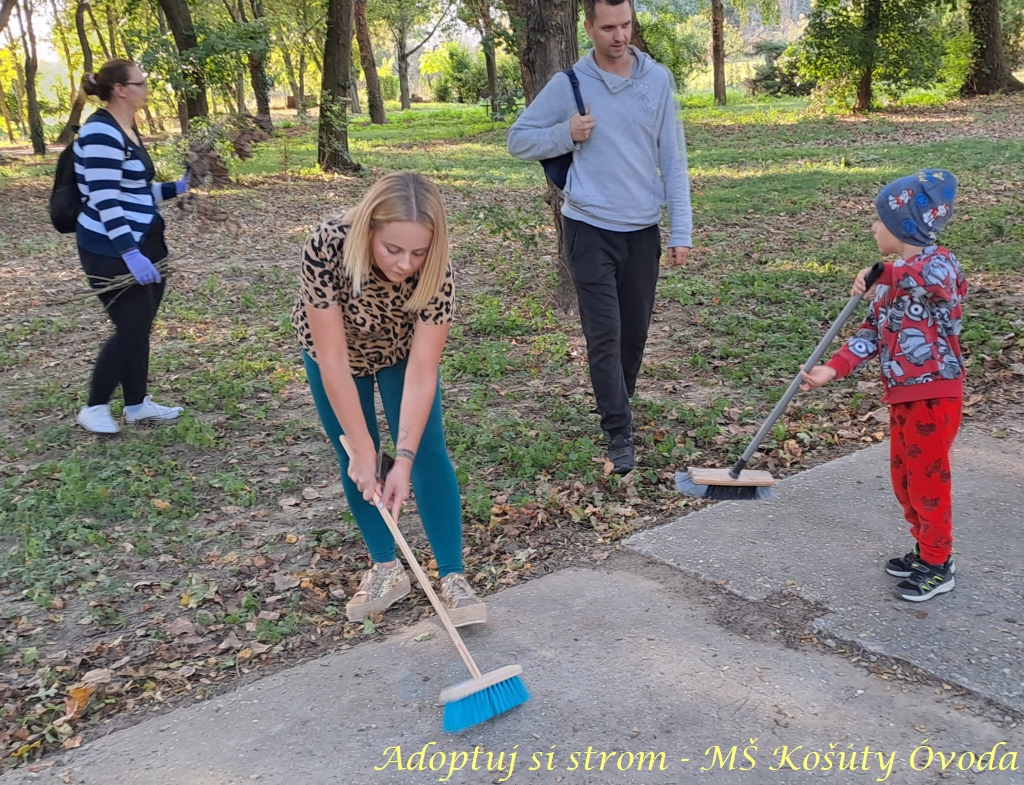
[729,262,885,479]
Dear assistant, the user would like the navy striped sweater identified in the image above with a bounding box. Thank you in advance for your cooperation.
[73,109,177,257]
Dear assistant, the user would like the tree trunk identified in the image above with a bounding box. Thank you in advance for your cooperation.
[395,45,411,108]
[248,54,273,127]
[298,52,307,116]
[57,0,91,144]
[483,35,498,117]
[391,4,449,110]
[247,0,273,129]
[630,5,649,52]
[711,0,726,105]
[317,0,358,171]
[158,0,209,127]
[18,0,46,155]
[308,34,323,73]
[503,0,579,105]
[282,46,304,115]
[87,4,111,59]
[236,73,247,114]
[0,75,15,142]
[502,0,580,311]
[354,0,384,123]
[105,0,118,59]
[351,56,362,113]
[12,45,28,135]
[853,0,882,112]
[963,0,1024,94]
[142,103,157,134]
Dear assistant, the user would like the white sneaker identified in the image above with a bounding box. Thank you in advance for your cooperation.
[124,396,183,424]
[77,404,121,434]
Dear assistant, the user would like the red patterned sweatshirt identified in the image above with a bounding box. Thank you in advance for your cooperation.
[826,246,968,405]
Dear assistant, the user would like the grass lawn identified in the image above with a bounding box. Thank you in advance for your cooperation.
[0,94,1022,764]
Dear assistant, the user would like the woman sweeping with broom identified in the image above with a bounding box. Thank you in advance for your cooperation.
[74,59,189,434]
[292,171,487,628]
[294,173,527,732]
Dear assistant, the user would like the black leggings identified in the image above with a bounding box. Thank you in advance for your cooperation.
[79,222,169,407]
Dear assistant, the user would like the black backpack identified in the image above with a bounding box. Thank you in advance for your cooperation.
[540,69,585,191]
[50,126,83,234]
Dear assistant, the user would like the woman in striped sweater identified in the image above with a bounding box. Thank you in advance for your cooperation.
[74,59,189,434]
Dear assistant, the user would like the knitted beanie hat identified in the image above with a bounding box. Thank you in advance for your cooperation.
[875,169,957,247]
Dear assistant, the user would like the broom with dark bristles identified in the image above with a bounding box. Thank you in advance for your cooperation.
[338,436,529,733]
[676,262,885,502]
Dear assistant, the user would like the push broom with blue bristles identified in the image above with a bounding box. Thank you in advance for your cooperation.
[676,262,885,502]
[339,436,529,733]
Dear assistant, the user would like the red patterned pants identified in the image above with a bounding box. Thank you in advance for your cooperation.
[889,397,963,565]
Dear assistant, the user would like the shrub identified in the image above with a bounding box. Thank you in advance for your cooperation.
[423,42,522,108]
[749,40,816,96]
[380,73,399,102]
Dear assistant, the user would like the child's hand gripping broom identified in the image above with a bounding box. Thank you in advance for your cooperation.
[338,436,530,733]
[676,262,885,502]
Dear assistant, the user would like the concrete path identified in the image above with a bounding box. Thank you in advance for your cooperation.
[3,426,1021,785]
[2,568,1020,785]
[627,428,1024,713]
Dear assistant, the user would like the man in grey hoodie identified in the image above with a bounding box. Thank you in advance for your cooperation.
[507,0,693,474]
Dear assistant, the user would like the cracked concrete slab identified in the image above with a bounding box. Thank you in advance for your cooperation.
[626,427,1024,713]
[2,568,1020,785]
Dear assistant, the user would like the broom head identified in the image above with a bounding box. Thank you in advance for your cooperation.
[675,467,778,501]
[440,665,529,733]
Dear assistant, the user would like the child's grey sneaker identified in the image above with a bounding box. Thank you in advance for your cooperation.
[896,559,956,602]
[886,545,955,578]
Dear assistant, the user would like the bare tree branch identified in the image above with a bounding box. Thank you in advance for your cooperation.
[405,0,453,58]
[0,0,16,35]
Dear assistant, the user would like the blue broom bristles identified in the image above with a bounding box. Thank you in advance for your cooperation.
[442,675,530,733]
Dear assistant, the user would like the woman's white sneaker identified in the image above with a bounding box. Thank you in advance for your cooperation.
[124,396,183,424]
[77,404,121,434]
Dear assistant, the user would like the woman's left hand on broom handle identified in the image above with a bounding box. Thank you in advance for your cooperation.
[380,460,412,520]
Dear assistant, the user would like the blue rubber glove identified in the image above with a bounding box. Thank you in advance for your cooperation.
[175,171,190,196]
[122,248,161,285]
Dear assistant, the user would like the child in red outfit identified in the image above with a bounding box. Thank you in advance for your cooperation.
[801,169,967,603]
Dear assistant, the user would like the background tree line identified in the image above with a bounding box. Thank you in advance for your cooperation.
[0,0,1020,160]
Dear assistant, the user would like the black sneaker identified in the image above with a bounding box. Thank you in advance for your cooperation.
[608,434,637,475]
[896,559,956,602]
[886,545,956,578]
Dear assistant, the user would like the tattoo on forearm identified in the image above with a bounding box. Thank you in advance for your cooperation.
[396,448,416,463]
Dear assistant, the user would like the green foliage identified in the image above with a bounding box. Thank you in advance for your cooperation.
[800,0,945,107]
[750,40,816,97]
[131,15,270,104]
[636,11,706,86]
[936,12,975,95]
[422,42,522,109]
[380,74,400,102]
[1004,0,1024,68]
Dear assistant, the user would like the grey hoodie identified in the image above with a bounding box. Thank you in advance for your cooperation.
[507,47,692,247]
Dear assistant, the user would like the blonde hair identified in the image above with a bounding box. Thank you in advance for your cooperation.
[342,171,451,312]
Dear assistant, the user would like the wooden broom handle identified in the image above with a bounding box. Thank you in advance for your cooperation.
[339,435,482,680]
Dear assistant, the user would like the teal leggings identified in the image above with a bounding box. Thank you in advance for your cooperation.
[303,351,464,576]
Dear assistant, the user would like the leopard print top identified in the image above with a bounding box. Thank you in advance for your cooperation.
[291,214,455,376]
